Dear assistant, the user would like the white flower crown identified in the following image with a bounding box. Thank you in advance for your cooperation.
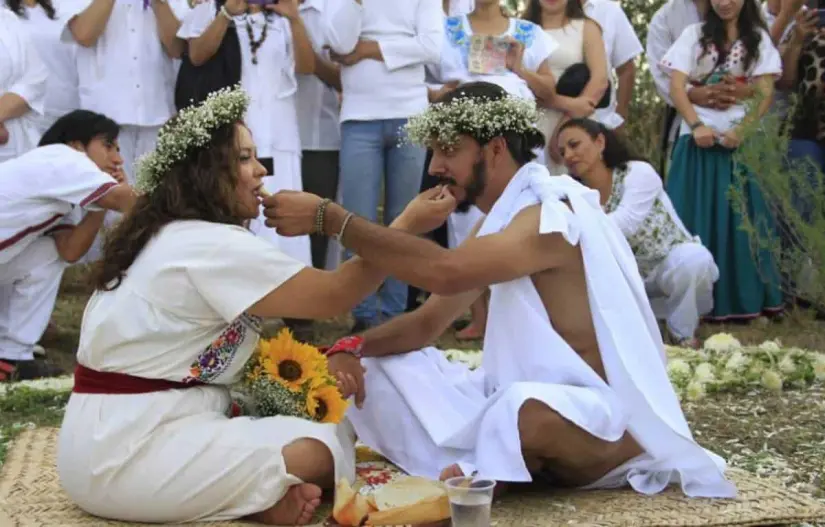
[404,94,541,150]
[135,85,251,193]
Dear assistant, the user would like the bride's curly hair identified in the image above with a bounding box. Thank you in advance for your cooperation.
[92,121,245,291]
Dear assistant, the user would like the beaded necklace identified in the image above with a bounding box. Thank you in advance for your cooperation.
[244,11,270,65]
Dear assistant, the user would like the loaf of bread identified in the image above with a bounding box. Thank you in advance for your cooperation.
[333,476,451,527]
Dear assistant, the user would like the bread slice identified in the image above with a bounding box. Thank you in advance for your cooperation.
[332,478,372,526]
[365,477,450,526]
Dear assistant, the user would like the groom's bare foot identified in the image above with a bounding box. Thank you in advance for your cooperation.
[439,464,509,498]
[439,464,464,481]
[249,483,322,525]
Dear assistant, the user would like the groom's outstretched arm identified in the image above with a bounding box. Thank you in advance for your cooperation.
[324,203,576,296]
[360,288,483,358]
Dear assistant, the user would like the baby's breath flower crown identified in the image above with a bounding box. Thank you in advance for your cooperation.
[134,85,250,193]
[404,94,541,150]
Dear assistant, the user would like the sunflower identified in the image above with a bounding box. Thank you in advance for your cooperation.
[260,329,327,392]
[306,382,350,424]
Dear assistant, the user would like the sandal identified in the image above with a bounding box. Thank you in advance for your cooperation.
[0,359,64,382]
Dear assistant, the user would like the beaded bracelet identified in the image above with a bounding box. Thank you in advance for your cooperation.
[314,198,331,235]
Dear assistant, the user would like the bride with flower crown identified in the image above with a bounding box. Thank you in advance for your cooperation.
[55,87,456,525]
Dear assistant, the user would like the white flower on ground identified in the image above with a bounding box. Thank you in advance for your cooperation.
[686,380,706,401]
[694,362,716,383]
[724,351,749,373]
[0,375,74,395]
[703,333,742,352]
[778,355,797,375]
[667,359,692,378]
[813,354,825,381]
[759,340,782,352]
[761,370,783,392]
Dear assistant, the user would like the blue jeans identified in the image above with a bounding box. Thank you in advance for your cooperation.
[339,119,426,325]
[787,139,825,217]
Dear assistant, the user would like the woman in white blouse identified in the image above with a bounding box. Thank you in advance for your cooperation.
[179,0,315,266]
[6,0,79,134]
[659,0,784,322]
[0,7,47,162]
[523,0,609,175]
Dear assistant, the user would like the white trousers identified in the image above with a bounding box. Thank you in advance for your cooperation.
[0,237,66,360]
[645,242,718,340]
[249,151,312,266]
[79,125,161,264]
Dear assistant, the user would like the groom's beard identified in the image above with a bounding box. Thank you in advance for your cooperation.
[440,158,487,213]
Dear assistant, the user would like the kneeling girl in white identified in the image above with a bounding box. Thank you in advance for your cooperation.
[557,118,718,347]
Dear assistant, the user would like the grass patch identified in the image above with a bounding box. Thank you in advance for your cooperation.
[0,388,69,465]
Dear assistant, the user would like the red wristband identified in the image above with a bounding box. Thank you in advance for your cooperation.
[323,335,364,359]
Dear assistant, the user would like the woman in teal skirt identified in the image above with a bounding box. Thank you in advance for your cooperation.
[658,0,784,320]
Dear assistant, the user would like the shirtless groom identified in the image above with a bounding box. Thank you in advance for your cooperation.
[264,82,736,497]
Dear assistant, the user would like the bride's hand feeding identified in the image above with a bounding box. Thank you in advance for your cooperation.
[261,190,323,236]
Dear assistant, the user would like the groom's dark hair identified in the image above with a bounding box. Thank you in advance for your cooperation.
[436,81,545,166]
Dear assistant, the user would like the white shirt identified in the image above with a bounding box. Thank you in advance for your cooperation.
[18,3,80,128]
[583,0,643,128]
[448,0,474,16]
[61,0,189,128]
[324,0,444,122]
[659,24,782,134]
[428,15,557,101]
[296,0,340,151]
[78,221,305,382]
[178,4,301,154]
[645,0,702,105]
[0,144,117,264]
[0,8,48,162]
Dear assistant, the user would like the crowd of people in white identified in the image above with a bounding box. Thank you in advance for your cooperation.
[0,0,817,381]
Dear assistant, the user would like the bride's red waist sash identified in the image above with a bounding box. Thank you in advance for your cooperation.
[73,364,205,394]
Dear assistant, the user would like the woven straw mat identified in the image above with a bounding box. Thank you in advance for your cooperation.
[1,428,824,527]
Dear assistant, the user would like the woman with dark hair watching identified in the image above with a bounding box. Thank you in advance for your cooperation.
[659,0,784,322]
[557,118,717,347]
[523,0,610,174]
[6,0,79,134]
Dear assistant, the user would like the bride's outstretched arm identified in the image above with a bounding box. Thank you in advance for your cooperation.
[249,187,455,320]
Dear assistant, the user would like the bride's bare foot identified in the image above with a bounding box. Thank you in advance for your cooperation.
[249,483,322,525]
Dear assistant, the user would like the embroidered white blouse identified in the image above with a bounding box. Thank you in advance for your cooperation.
[603,161,697,277]
[659,23,782,135]
[427,15,557,101]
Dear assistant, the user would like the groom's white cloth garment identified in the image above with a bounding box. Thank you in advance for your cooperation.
[347,162,736,498]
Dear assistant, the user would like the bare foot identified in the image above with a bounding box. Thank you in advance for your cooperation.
[455,325,483,341]
[249,483,322,525]
[439,464,464,481]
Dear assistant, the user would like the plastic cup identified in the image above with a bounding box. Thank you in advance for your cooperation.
[444,476,495,527]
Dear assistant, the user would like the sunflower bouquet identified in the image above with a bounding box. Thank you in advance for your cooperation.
[240,328,349,424]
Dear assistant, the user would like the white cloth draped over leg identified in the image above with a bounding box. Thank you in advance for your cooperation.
[348,163,736,498]
[58,386,356,523]
[0,237,66,361]
[249,151,312,266]
[645,242,718,340]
